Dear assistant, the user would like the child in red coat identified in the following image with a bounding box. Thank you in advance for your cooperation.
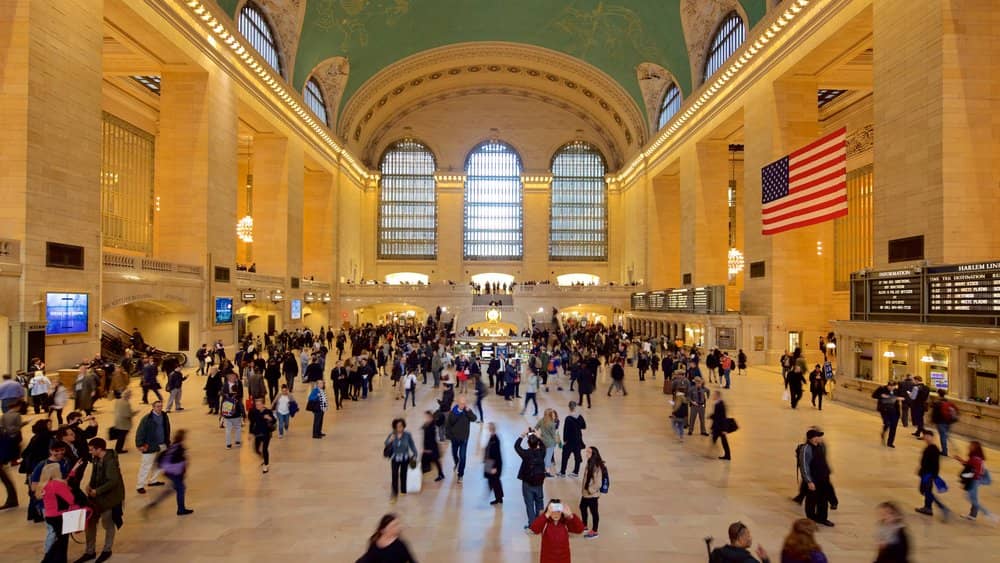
[529,499,586,563]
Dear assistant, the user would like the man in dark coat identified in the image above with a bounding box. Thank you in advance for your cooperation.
[558,401,586,477]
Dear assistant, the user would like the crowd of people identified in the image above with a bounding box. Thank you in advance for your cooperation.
[0,315,995,563]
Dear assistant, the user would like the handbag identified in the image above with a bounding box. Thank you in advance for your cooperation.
[725,418,739,433]
[306,399,319,412]
[383,442,393,458]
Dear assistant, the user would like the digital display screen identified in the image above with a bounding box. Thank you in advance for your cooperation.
[290,299,302,320]
[215,297,233,324]
[45,293,89,335]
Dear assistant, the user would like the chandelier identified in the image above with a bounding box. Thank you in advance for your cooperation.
[237,137,255,244]
[727,247,744,279]
[236,215,254,242]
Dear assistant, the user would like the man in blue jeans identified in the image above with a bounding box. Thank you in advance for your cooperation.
[515,432,547,530]
[445,396,477,484]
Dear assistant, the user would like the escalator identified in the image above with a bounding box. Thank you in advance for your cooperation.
[101,320,188,367]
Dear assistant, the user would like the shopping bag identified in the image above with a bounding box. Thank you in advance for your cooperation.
[782,389,790,402]
[405,462,422,494]
[62,509,87,534]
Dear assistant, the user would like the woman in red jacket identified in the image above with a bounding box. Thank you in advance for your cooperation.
[529,498,585,563]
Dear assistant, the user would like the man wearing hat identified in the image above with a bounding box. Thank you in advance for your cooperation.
[798,428,835,527]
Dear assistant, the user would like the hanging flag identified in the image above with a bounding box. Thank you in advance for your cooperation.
[761,127,847,235]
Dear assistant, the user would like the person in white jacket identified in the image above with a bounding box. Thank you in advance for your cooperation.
[28,371,51,414]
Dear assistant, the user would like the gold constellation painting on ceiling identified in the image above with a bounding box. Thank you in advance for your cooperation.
[549,2,660,62]
[313,0,411,50]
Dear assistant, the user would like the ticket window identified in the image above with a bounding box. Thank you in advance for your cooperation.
[855,341,874,381]
[919,346,950,392]
[968,354,998,404]
[884,343,909,381]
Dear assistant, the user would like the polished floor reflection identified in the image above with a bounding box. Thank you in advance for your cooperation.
[2,363,998,562]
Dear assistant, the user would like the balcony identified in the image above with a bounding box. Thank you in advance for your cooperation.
[103,252,202,280]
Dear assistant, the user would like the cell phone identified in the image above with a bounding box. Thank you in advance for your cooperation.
[550,503,563,512]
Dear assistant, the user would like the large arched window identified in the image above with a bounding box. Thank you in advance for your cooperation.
[657,82,682,130]
[304,78,328,126]
[464,141,523,260]
[238,2,282,76]
[550,142,607,261]
[704,13,746,82]
[378,140,437,260]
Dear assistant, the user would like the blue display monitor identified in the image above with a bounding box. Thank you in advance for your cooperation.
[215,297,233,324]
[46,292,89,335]
[290,299,302,320]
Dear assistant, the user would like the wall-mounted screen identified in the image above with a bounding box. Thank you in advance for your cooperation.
[215,297,233,324]
[45,292,89,335]
[290,299,302,320]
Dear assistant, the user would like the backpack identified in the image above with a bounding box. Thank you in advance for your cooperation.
[940,401,959,424]
[599,466,610,494]
[220,398,237,418]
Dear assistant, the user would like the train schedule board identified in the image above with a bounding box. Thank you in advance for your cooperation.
[926,261,1000,315]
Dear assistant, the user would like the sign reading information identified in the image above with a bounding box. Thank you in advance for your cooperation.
[868,269,922,316]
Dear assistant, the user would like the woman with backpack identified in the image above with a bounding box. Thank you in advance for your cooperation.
[220,372,245,448]
[579,446,607,539]
[953,441,996,522]
[249,397,275,473]
[142,429,193,516]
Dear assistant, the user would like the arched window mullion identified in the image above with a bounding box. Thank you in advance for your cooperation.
[304,78,329,126]
[550,142,607,261]
[704,13,746,82]
[464,141,524,261]
[657,82,682,130]
[378,140,437,260]
[238,2,282,76]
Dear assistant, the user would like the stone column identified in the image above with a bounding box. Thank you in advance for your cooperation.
[649,172,681,288]
[873,0,1000,266]
[679,141,729,286]
[251,136,303,280]
[303,170,337,283]
[0,0,103,368]
[523,178,550,281]
[742,78,834,363]
[435,178,464,282]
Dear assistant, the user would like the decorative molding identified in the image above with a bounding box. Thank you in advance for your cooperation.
[362,87,624,169]
[846,124,874,158]
[339,42,647,163]
[680,0,748,89]
[636,62,677,133]
[306,56,350,125]
[237,0,305,83]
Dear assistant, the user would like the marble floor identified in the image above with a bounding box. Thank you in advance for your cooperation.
[2,361,998,562]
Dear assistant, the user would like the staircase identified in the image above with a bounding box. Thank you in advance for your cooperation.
[101,320,188,367]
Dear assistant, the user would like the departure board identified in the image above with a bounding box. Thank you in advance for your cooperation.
[631,286,725,314]
[927,261,1000,314]
[867,269,922,315]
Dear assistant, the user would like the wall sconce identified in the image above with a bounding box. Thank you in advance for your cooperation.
[826,341,836,350]
[304,291,316,303]
[270,289,284,303]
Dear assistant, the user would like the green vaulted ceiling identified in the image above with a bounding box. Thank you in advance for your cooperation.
[217,0,766,118]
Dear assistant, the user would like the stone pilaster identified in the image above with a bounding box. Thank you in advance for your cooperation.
[0,0,103,368]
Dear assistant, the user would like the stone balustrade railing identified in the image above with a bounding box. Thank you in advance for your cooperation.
[103,252,202,279]
[234,271,285,286]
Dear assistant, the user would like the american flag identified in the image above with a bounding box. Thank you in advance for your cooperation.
[761,127,848,235]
